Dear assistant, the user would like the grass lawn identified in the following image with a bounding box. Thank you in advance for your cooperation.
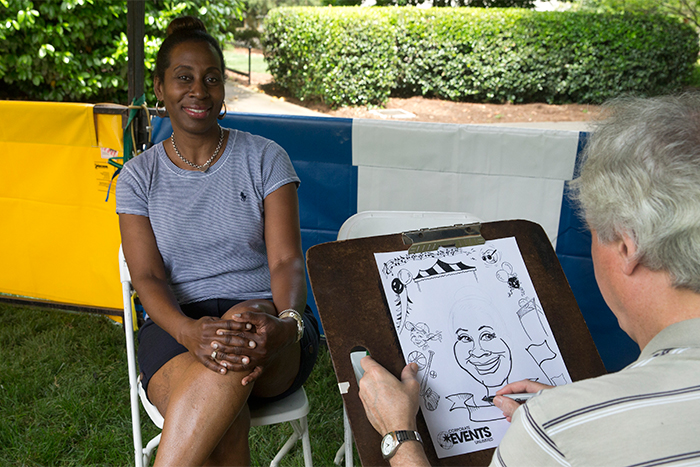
[223,46,269,76]
[0,302,357,466]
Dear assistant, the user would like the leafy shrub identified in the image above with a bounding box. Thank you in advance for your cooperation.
[234,27,262,48]
[687,61,700,88]
[263,7,699,106]
[376,0,534,6]
[0,0,241,103]
[264,7,397,106]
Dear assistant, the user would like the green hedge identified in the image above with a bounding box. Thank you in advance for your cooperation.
[263,7,699,106]
[264,7,398,107]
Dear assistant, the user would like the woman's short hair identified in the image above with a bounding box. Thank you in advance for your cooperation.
[154,16,226,83]
[570,93,700,292]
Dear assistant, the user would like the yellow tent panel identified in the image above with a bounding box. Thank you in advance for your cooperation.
[0,101,124,312]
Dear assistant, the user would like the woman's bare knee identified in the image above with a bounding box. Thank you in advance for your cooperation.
[147,352,198,416]
[222,299,276,319]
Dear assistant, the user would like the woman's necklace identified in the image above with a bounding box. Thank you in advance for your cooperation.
[171,125,224,172]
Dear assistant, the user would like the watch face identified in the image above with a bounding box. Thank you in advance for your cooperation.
[381,434,396,456]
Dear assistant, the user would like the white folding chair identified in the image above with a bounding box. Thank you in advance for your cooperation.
[119,246,313,467]
[333,211,482,467]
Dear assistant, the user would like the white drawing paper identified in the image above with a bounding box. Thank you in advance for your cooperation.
[374,237,571,458]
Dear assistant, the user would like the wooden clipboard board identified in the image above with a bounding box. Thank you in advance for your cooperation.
[306,219,606,466]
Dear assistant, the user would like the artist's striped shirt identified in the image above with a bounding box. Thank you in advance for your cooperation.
[491,318,700,467]
[116,129,299,304]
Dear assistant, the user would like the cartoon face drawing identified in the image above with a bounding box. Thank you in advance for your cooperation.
[481,248,499,265]
[451,300,512,389]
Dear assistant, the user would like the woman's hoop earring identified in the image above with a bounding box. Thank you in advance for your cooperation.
[155,100,167,117]
[218,101,227,120]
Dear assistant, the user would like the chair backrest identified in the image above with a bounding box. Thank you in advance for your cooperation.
[118,245,131,283]
[337,210,482,241]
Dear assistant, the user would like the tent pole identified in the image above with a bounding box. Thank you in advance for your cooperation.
[127,0,148,150]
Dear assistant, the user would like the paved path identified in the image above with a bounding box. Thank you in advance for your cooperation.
[225,81,323,117]
[225,81,590,131]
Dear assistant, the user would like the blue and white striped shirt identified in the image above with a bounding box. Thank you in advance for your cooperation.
[116,129,299,304]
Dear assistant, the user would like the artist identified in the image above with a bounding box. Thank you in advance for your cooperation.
[358,94,700,466]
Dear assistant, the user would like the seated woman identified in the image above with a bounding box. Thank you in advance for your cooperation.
[116,16,319,466]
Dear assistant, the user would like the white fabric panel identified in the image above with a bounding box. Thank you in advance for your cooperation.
[352,119,581,247]
[352,119,579,180]
[357,166,567,245]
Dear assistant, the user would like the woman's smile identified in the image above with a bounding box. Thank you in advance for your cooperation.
[469,354,503,375]
[183,105,211,119]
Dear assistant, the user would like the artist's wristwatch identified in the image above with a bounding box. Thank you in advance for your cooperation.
[278,309,304,343]
[381,430,423,459]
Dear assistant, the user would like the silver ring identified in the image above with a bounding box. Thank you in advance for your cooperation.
[211,350,218,360]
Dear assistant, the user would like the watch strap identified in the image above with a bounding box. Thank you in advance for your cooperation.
[395,430,422,444]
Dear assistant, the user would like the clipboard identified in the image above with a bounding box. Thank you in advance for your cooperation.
[306,219,606,466]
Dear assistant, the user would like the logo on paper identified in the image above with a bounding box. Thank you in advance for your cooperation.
[436,425,493,450]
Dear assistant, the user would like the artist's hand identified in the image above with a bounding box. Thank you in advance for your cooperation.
[359,356,421,435]
[210,300,296,386]
[493,379,553,422]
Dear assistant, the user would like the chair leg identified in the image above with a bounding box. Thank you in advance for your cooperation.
[143,433,161,466]
[334,443,346,466]
[300,416,313,467]
[334,405,354,466]
[344,406,353,467]
[269,417,313,467]
[270,426,300,467]
[131,395,144,467]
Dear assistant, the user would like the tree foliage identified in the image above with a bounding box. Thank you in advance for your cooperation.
[0,0,242,103]
[375,0,534,7]
[576,0,700,30]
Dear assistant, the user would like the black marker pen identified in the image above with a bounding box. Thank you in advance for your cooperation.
[484,393,536,404]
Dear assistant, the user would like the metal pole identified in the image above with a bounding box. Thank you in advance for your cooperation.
[127,0,147,150]
[248,46,252,86]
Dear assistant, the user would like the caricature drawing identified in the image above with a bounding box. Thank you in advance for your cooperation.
[406,321,442,350]
[407,350,428,371]
[516,297,548,342]
[445,292,512,422]
[481,248,499,265]
[419,350,440,411]
[374,237,573,458]
[496,262,524,297]
[381,249,460,277]
[415,259,477,283]
[392,268,414,335]
[551,374,567,386]
[526,340,562,385]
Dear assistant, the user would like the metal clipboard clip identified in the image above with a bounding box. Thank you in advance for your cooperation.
[401,223,485,254]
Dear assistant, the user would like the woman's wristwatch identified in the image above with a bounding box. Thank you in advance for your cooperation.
[278,308,304,343]
[381,430,423,459]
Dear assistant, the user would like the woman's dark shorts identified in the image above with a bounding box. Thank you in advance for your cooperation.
[137,298,320,406]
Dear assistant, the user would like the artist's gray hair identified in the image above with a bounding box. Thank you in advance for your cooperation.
[569,93,700,292]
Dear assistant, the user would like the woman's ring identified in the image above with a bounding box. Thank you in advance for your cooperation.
[211,350,218,360]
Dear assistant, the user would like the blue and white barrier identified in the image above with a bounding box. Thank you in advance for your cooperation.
[152,113,637,372]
